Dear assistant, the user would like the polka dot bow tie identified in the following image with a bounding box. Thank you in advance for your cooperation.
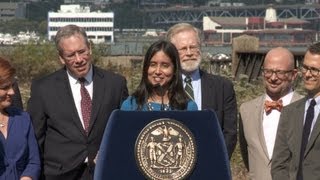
[264,99,283,114]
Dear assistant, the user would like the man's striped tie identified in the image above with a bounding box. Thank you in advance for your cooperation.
[184,76,194,101]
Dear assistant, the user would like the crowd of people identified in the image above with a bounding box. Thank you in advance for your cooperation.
[0,22,319,180]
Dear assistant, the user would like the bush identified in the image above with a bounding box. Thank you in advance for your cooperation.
[10,43,61,82]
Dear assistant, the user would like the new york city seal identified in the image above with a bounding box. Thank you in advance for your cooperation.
[135,118,197,180]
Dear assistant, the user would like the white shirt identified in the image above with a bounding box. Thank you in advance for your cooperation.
[67,66,93,129]
[304,96,320,139]
[182,69,201,110]
[263,90,294,159]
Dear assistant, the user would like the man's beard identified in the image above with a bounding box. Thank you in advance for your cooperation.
[181,57,201,73]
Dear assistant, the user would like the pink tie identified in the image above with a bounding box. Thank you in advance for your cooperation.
[79,78,92,134]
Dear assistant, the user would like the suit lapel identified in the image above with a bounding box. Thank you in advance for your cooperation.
[256,95,271,160]
[88,66,104,134]
[289,92,304,154]
[200,70,215,109]
[292,98,307,158]
[305,107,320,156]
[55,68,87,135]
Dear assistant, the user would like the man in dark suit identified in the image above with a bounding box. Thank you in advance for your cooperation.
[271,42,320,180]
[166,23,237,158]
[27,25,128,180]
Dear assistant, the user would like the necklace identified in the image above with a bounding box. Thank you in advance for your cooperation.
[146,102,171,111]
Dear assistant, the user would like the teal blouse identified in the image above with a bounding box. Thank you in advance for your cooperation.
[120,96,198,111]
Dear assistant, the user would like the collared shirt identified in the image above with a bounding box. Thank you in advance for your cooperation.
[263,90,294,159]
[66,66,93,163]
[304,96,320,140]
[67,66,93,129]
[182,69,201,110]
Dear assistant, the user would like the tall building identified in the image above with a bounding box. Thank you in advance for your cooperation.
[48,4,114,43]
[0,2,26,21]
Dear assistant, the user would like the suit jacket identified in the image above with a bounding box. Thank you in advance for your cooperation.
[239,92,303,180]
[272,97,320,180]
[27,66,128,178]
[200,70,237,158]
[0,108,40,180]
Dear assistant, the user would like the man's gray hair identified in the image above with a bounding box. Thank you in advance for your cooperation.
[166,23,201,45]
[55,24,90,53]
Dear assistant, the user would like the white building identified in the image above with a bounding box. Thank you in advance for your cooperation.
[48,4,114,44]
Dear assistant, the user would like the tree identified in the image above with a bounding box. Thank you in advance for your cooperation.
[0,19,38,35]
[10,43,61,82]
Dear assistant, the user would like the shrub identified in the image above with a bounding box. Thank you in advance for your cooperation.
[10,42,60,82]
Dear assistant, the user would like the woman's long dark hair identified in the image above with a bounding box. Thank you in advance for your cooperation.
[132,40,190,110]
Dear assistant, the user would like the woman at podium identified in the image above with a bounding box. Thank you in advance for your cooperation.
[121,40,197,111]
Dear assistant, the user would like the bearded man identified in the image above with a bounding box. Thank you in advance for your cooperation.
[166,23,237,158]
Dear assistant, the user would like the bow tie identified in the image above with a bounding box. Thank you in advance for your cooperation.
[264,99,283,114]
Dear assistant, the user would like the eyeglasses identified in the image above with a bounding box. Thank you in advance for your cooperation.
[61,49,90,62]
[300,64,320,76]
[261,68,294,79]
[177,45,200,54]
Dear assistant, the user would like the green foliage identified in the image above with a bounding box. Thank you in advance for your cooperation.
[10,42,61,82]
[38,20,49,36]
[127,58,143,94]
[234,74,264,106]
[91,43,111,57]
[2,42,129,83]
[0,19,39,35]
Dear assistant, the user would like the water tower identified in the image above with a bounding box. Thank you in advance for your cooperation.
[265,6,277,22]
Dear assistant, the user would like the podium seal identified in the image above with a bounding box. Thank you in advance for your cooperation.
[135,118,197,180]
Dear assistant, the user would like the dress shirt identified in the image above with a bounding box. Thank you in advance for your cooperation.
[67,66,93,129]
[263,90,294,159]
[67,66,93,163]
[304,96,320,140]
[182,69,201,110]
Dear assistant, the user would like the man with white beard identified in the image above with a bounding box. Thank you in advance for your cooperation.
[166,23,238,158]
